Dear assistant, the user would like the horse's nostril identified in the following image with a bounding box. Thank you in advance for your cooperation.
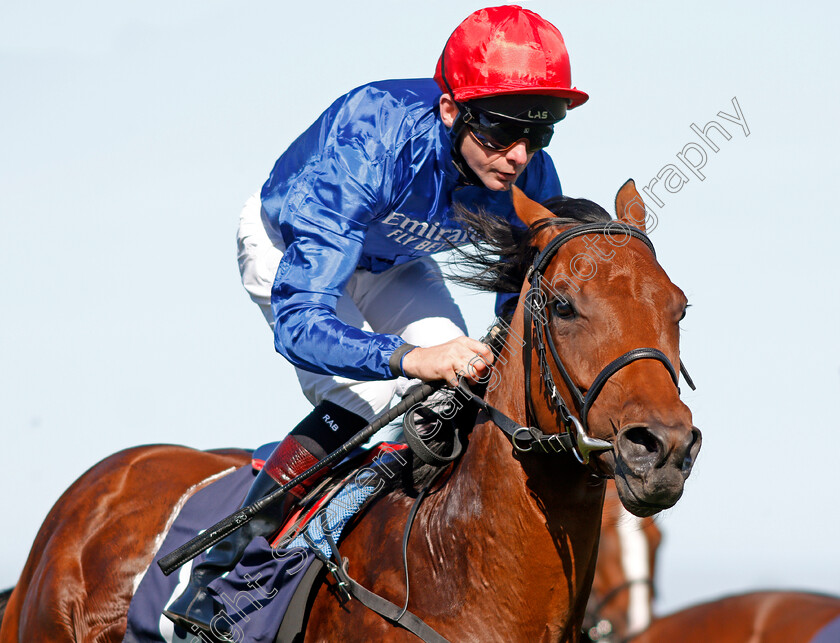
[681,427,702,475]
[623,426,659,455]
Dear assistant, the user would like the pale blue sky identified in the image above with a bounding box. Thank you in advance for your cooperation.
[2,0,838,616]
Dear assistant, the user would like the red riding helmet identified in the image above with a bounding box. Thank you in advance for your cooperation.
[434,5,589,111]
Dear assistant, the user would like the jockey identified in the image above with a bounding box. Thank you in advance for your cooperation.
[165,4,588,632]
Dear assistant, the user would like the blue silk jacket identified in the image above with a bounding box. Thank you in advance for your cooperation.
[261,78,562,380]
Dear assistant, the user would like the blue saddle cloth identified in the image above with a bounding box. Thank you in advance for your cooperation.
[812,614,840,643]
[123,443,405,643]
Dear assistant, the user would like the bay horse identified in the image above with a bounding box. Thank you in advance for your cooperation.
[0,181,701,642]
[585,498,840,643]
[629,591,840,643]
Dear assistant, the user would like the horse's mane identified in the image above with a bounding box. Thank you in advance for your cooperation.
[446,195,612,303]
[398,195,612,489]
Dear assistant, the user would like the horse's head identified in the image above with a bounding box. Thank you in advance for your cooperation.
[508,181,702,517]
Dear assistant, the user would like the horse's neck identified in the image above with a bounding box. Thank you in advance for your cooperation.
[419,394,606,637]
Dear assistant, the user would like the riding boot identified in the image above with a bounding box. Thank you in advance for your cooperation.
[162,466,281,635]
[163,400,368,634]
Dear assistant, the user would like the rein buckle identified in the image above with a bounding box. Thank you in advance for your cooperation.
[511,426,535,453]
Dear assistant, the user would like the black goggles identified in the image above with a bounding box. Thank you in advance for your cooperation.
[462,108,554,153]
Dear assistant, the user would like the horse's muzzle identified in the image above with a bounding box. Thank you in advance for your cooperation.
[612,423,702,517]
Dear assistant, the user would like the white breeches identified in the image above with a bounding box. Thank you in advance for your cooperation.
[236,193,468,423]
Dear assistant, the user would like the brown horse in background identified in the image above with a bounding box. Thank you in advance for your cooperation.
[585,484,840,643]
[0,181,700,642]
[630,591,840,643]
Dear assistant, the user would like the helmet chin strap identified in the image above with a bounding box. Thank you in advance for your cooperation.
[447,114,483,187]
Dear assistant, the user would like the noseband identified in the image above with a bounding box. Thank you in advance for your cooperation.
[519,222,695,464]
[408,222,694,470]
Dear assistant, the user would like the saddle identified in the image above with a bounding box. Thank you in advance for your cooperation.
[125,373,483,643]
[123,441,419,643]
[254,439,411,553]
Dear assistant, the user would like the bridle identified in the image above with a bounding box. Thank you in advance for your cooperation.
[363,222,693,643]
[407,220,695,470]
[516,221,694,464]
[583,578,655,643]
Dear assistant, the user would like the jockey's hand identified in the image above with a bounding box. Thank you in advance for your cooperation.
[401,336,494,387]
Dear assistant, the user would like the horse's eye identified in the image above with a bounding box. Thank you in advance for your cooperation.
[679,304,690,322]
[552,298,576,319]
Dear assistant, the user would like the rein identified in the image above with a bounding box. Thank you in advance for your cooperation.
[315,468,452,643]
[320,221,696,643]
[405,224,697,468]
[588,578,655,621]
[409,222,695,466]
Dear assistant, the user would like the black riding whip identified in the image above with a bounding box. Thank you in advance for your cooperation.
[157,380,442,577]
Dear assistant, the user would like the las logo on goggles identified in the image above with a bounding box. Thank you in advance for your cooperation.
[462,108,554,153]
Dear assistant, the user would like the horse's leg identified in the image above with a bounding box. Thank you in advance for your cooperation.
[0,445,249,642]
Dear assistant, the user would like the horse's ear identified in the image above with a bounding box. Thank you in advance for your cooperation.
[511,186,555,228]
[615,179,647,232]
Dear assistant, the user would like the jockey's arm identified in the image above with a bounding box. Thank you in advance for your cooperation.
[266,139,493,385]
[400,336,494,386]
[263,86,560,387]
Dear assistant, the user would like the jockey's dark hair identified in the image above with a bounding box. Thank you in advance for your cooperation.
[446,195,612,294]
